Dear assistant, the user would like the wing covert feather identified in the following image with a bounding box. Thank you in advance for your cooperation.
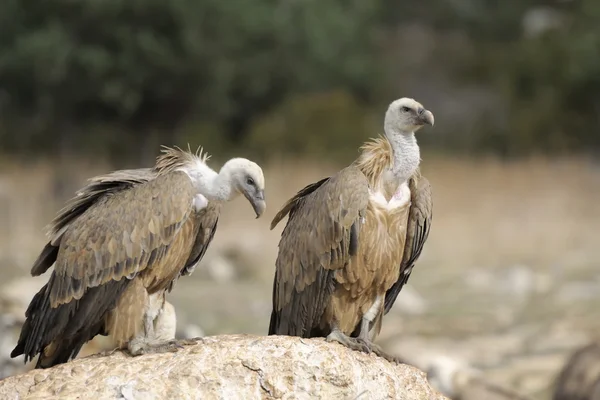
[269,166,369,336]
[50,171,196,307]
[180,203,220,277]
[31,168,158,277]
[383,175,432,314]
[165,202,220,296]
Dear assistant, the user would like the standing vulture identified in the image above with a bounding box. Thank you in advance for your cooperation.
[268,98,433,362]
[10,146,266,369]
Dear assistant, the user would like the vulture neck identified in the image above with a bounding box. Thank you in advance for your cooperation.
[386,130,420,184]
[206,172,236,202]
[185,162,237,203]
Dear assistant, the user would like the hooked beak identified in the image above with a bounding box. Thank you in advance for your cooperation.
[245,189,266,219]
[418,109,434,127]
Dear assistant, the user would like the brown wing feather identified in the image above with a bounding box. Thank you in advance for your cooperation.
[268,166,369,337]
[31,168,158,277]
[11,275,130,367]
[50,171,195,307]
[164,202,220,291]
[270,177,330,230]
[180,203,221,278]
[383,174,432,314]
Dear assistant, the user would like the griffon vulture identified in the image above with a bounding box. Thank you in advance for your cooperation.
[268,98,433,362]
[10,146,266,368]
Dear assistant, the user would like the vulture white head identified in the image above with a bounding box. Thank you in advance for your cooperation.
[384,97,434,136]
[155,146,267,218]
[220,158,266,218]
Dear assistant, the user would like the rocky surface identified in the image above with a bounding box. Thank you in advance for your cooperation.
[0,334,448,400]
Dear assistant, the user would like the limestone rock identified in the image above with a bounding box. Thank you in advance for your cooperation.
[0,334,448,400]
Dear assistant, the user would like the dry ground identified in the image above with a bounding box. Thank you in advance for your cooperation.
[0,153,599,398]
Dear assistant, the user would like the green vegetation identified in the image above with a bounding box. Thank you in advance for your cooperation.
[0,0,597,163]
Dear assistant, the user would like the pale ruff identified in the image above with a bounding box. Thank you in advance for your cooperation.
[176,159,232,202]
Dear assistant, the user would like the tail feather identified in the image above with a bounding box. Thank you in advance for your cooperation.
[11,273,130,369]
[30,242,59,276]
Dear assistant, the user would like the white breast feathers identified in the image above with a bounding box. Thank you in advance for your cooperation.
[369,182,411,211]
[193,194,209,212]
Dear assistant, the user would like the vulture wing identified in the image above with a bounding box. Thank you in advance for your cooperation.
[31,168,157,277]
[11,171,198,366]
[268,166,369,337]
[171,202,220,282]
[383,175,432,314]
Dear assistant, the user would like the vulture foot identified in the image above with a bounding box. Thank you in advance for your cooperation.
[356,338,406,364]
[127,338,197,356]
[326,330,371,354]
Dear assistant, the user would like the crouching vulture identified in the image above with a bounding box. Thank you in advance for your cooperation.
[268,98,433,363]
[11,146,266,368]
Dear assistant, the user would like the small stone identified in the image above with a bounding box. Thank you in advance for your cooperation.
[33,373,46,384]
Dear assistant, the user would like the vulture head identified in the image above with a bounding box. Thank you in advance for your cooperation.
[384,97,434,135]
[222,158,266,218]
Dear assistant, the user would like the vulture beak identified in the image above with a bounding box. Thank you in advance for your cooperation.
[417,109,434,127]
[245,189,266,219]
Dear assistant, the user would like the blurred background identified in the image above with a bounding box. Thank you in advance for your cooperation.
[0,0,599,398]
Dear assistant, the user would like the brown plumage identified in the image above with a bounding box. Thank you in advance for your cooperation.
[11,146,266,368]
[268,98,433,362]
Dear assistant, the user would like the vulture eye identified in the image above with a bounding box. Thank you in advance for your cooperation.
[401,106,411,112]
[246,177,255,186]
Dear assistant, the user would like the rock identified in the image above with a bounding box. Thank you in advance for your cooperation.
[552,342,600,400]
[378,336,534,400]
[0,334,448,400]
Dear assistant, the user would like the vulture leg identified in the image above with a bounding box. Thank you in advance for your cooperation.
[354,296,407,365]
[154,300,198,343]
[154,300,177,341]
[127,298,196,356]
[359,295,384,342]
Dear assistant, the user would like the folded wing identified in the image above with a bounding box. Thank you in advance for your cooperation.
[268,167,369,337]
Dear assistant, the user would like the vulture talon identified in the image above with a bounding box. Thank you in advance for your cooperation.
[326,329,371,355]
[355,337,374,354]
[368,343,405,365]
